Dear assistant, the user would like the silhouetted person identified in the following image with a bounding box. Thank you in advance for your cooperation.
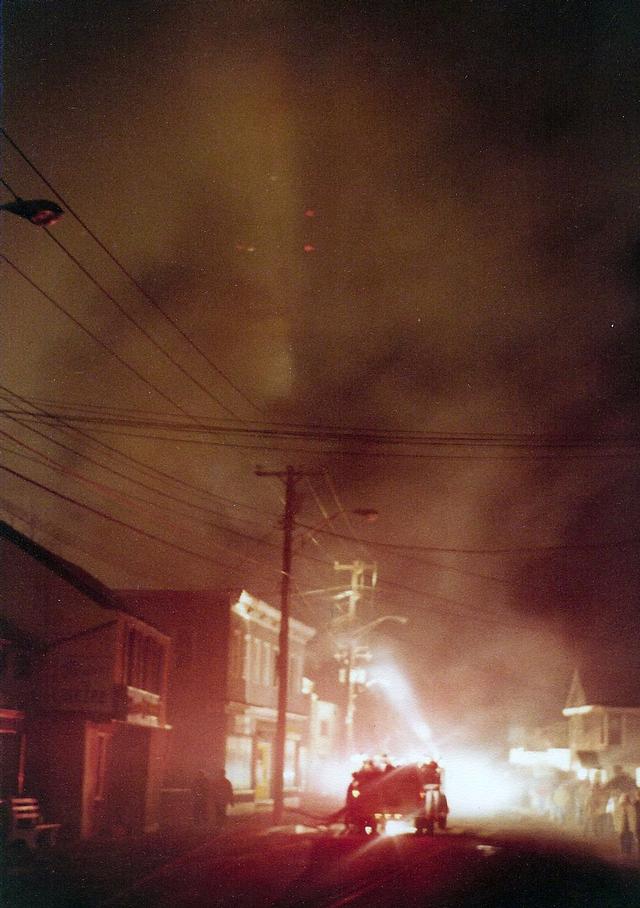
[192,770,210,826]
[605,765,637,796]
[613,793,637,857]
[211,769,234,826]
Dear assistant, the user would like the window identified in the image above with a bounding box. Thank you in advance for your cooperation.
[284,738,297,788]
[123,627,163,693]
[251,637,262,684]
[288,654,302,696]
[262,642,272,687]
[608,713,623,747]
[230,627,244,680]
[94,733,108,800]
[243,633,250,680]
[225,735,252,790]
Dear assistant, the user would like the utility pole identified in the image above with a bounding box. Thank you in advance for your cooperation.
[255,465,317,824]
[333,560,378,757]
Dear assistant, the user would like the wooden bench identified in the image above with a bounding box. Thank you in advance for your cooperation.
[1,796,61,850]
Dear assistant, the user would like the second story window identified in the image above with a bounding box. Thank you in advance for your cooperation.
[251,637,262,685]
[288,653,302,697]
[608,713,623,747]
[124,626,163,694]
[229,627,244,680]
[262,641,272,687]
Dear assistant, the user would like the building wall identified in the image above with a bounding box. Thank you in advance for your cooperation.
[27,712,86,834]
[118,590,233,784]
[0,534,114,644]
[119,589,315,807]
[0,527,171,839]
[568,707,640,780]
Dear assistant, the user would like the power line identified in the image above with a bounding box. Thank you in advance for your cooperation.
[0,462,244,571]
[0,431,279,552]
[16,395,640,447]
[0,421,283,553]
[7,168,231,421]
[3,405,639,448]
[1,127,266,418]
[0,460,291,583]
[1,255,205,420]
[6,417,639,462]
[0,403,272,531]
[0,455,569,633]
[294,521,640,555]
[1,255,282,513]
[41,226,242,420]
[0,385,277,519]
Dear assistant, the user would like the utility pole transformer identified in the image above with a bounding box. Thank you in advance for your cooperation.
[333,560,378,757]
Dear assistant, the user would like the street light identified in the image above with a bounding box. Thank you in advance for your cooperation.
[1,197,64,227]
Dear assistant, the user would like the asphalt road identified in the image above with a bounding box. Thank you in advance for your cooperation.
[4,814,640,908]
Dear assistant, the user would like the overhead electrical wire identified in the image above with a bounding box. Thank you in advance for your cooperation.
[3,405,639,448]
[294,521,640,554]
[1,127,265,418]
[0,403,273,531]
[0,456,577,633]
[2,135,633,628]
[3,394,633,560]
[16,395,640,447]
[6,408,640,462]
[1,255,212,423]
[0,497,145,584]
[0,456,351,626]
[364,584,544,632]
[0,462,245,571]
[0,385,279,519]
[0,430,280,551]
[2,209,286,506]
[4,416,637,462]
[41,228,243,420]
[1,174,239,419]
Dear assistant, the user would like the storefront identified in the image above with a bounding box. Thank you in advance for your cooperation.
[224,705,308,809]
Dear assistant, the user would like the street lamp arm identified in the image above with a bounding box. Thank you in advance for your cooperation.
[350,614,408,640]
[296,508,378,536]
[294,508,378,550]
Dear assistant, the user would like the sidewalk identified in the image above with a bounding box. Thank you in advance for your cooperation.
[2,798,339,908]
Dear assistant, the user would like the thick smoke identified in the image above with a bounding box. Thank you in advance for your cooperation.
[3,1,640,740]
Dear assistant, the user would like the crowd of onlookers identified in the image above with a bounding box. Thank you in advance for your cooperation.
[532,765,640,857]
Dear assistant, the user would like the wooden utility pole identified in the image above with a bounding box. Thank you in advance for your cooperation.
[255,465,316,824]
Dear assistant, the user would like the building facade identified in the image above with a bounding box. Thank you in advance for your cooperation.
[563,667,640,783]
[0,521,171,837]
[118,588,315,810]
[0,618,37,799]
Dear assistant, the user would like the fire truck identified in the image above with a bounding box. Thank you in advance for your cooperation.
[344,760,448,836]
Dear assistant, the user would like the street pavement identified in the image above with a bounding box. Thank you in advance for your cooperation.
[3,805,640,908]
[1,800,335,908]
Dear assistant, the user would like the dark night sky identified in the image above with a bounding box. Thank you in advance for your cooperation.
[2,1,640,746]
